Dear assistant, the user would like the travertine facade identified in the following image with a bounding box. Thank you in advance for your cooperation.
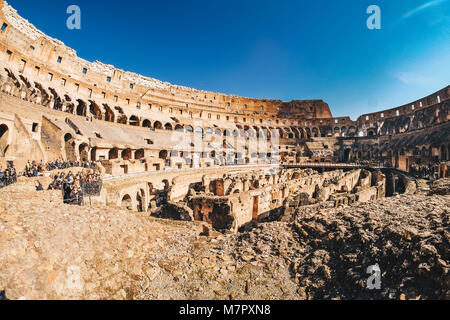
[0,1,449,230]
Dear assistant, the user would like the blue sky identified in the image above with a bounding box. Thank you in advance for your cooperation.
[7,0,450,119]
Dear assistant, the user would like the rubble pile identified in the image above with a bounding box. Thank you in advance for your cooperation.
[1,177,448,300]
[429,178,450,196]
[292,192,450,299]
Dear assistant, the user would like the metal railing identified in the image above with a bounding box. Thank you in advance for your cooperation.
[0,174,17,189]
[103,163,279,182]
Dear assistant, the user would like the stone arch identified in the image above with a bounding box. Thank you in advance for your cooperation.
[89,101,103,120]
[164,123,173,131]
[135,149,145,160]
[159,150,168,160]
[129,116,140,126]
[154,121,162,130]
[142,119,151,128]
[277,128,284,138]
[291,127,300,139]
[348,126,356,137]
[121,148,132,161]
[162,179,170,190]
[79,143,89,162]
[186,126,194,133]
[341,126,347,137]
[175,124,184,132]
[195,127,203,134]
[76,99,87,117]
[0,124,10,157]
[305,128,311,138]
[90,147,97,162]
[109,148,119,160]
[63,133,76,161]
[312,127,319,137]
[117,115,128,125]
[103,104,115,122]
[121,194,132,211]
[334,127,340,136]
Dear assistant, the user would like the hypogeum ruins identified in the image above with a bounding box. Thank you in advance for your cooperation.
[0,1,448,300]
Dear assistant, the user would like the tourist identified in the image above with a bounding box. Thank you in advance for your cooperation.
[35,180,44,191]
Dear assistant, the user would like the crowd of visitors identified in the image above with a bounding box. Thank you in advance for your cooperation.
[410,164,434,179]
[0,164,17,189]
[46,170,102,206]
[24,159,96,177]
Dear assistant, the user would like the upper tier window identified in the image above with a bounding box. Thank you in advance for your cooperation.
[82,68,87,74]
[130,83,134,89]
[57,56,62,63]
[1,23,8,31]
[106,76,111,82]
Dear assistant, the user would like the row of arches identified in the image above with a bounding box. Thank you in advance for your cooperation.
[121,179,171,212]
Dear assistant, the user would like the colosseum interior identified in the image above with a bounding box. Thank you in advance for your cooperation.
[0,1,449,233]
[0,0,449,301]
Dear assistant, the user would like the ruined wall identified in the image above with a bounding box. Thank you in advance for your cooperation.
[189,168,388,232]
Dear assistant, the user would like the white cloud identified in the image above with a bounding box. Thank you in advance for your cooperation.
[402,0,449,19]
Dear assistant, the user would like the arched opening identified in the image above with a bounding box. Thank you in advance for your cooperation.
[135,149,145,160]
[305,128,311,139]
[348,126,356,137]
[136,189,145,212]
[90,147,97,162]
[142,119,151,128]
[164,123,173,131]
[117,115,128,125]
[63,133,75,161]
[121,194,132,211]
[277,128,284,139]
[175,124,184,132]
[103,104,115,122]
[89,101,103,120]
[186,126,193,133]
[154,121,162,130]
[312,128,319,138]
[109,148,119,160]
[0,124,9,157]
[129,116,140,127]
[159,150,168,160]
[79,143,89,162]
[121,148,132,161]
[195,127,203,134]
[343,149,351,162]
[76,100,87,117]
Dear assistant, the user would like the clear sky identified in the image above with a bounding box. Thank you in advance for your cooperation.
[7,0,450,119]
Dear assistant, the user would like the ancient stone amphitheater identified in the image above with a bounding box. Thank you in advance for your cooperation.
[0,1,449,300]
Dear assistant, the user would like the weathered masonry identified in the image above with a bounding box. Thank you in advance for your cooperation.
[0,0,448,231]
